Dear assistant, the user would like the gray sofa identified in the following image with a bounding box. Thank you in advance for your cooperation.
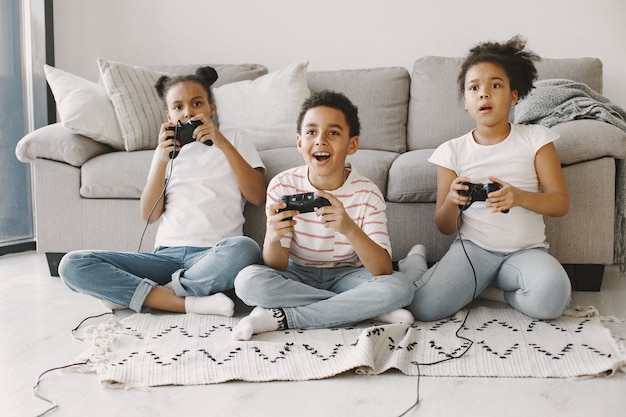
[16,57,626,290]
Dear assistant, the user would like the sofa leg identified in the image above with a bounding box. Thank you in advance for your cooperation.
[562,264,605,292]
[45,252,65,277]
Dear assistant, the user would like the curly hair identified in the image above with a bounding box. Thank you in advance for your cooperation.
[154,66,219,104]
[296,90,361,137]
[457,35,541,100]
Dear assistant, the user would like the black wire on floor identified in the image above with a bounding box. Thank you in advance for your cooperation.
[32,311,113,416]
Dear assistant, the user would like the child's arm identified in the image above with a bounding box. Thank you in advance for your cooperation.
[486,143,569,217]
[315,191,393,276]
[139,123,177,223]
[219,141,266,206]
[433,166,471,235]
[192,114,267,206]
[262,201,298,271]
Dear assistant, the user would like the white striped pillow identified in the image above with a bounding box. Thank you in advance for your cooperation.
[98,59,168,151]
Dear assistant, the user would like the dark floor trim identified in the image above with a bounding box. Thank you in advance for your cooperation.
[0,242,36,257]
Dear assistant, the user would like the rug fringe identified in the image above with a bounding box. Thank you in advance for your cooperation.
[563,305,600,318]
[71,318,125,374]
[561,306,626,377]
[563,305,626,324]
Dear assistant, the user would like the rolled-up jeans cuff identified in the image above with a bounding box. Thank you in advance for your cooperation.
[169,268,190,297]
[129,278,158,312]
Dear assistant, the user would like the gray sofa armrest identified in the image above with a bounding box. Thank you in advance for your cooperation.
[15,123,114,167]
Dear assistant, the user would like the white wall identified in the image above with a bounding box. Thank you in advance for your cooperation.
[54,0,626,108]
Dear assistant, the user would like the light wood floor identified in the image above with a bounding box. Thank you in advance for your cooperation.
[1,251,625,417]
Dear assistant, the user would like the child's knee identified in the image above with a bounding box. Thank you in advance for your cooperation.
[233,265,266,304]
[506,269,571,319]
[223,236,261,264]
[58,251,88,289]
[408,297,450,322]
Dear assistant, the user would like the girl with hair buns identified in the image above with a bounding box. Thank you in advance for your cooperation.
[399,36,572,321]
[59,66,266,315]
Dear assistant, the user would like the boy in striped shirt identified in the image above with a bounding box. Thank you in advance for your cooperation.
[232,90,414,340]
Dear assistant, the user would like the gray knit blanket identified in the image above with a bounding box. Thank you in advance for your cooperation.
[514,78,626,269]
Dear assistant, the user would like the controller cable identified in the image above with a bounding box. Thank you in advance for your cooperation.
[32,311,113,417]
[137,125,178,252]
[396,200,478,416]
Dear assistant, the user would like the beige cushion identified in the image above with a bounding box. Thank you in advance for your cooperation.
[307,67,410,154]
[43,65,124,150]
[15,123,114,167]
[213,62,310,152]
[80,151,153,198]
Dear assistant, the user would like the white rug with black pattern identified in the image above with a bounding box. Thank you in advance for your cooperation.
[79,306,625,387]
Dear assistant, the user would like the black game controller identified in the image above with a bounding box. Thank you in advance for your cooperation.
[166,119,210,158]
[458,182,509,213]
[279,192,331,220]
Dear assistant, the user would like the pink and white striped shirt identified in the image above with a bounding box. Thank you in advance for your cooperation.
[268,165,391,268]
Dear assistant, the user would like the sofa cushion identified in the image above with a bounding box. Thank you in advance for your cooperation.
[80,151,153,198]
[213,62,310,152]
[258,148,304,182]
[307,67,409,154]
[407,56,476,151]
[347,150,398,196]
[97,59,269,152]
[535,58,603,94]
[15,123,114,167]
[551,120,626,165]
[44,65,125,150]
[387,149,437,203]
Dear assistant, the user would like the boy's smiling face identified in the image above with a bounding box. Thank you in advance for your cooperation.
[296,105,358,191]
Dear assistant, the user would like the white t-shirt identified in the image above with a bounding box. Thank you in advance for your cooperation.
[428,124,559,253]
[268,165,391,268]
[152,128,264,248]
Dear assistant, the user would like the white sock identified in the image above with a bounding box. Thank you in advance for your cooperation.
[374,308,414,324]
[184,293,235,316]
[232,307,284,341]
[406,244,427,259]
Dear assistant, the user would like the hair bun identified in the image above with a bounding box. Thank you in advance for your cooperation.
[154,75,171,99]
[196,66,219,86]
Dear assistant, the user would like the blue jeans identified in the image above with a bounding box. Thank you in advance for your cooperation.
[398,239,571,321]
[234,262,415,329]
[59,236,261,312]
